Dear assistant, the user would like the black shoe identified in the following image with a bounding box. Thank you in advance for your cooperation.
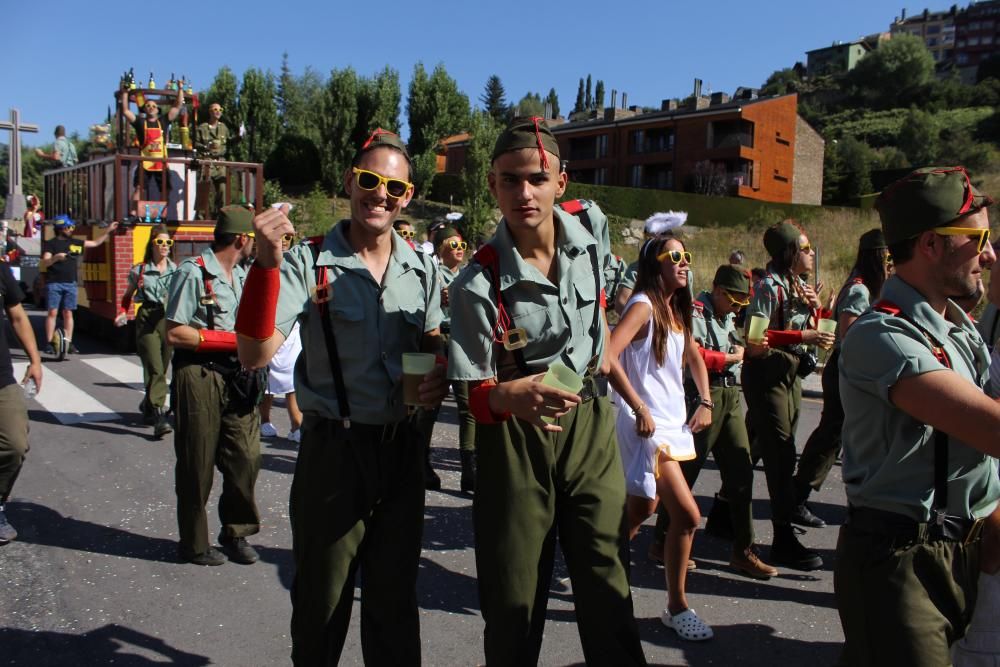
[770,525,823,571]
[704,494,735,541]
[184,547,226,566]
[790,503,827,528]
[460,450,476,494]
[219,536,258,564]
[0,505,17,543]
[43,345,56,356]
[153,409,172,439]
[139,399,155,425]
[424,449,441,491]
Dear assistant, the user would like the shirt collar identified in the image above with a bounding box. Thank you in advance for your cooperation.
[493,207,597,291]
[881,275,976,343]
[318,220,427,277]
[198,247,223,277]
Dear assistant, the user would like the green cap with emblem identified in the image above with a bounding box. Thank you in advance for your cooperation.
[215,205,254,234]
[713,264,751,294]
[875,166,994,244]
[763,220,802,258]
[492,116,561,165]
[357,127,410,162]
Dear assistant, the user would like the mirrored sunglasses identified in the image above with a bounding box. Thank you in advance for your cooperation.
[656,249,692,265]
[352,167,412,198]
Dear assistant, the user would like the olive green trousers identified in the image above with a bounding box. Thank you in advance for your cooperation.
[0,384,29,502]
[135,304,170,409]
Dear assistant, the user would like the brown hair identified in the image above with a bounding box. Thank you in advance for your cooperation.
[143,224,172,264]
[633,234,693,367]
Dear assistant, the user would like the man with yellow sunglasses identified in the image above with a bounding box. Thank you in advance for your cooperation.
[837,166,1000,666]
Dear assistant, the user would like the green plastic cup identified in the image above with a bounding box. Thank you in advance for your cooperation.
[540,362,584,423]
[747,315,769,343]
[402,353,437,407]
[817,318,837,334]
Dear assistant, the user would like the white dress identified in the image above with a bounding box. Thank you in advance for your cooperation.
[615,293,695,500]
[267,321,302,396]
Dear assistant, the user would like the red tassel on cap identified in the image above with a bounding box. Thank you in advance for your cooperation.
[529,116,550,171]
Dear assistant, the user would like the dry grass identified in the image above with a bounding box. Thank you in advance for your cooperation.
[612,207,883,301]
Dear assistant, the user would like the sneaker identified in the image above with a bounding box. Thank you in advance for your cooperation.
[770,525,823,571]
[790,503,827,528]
[43,345,56,356]
[259,422,278,438]
[287,429,301,443]
[219,536,258,564]
[0,506,17,543]
[729,545,778,580]
[661,608,714,641]
[184,547,226,566]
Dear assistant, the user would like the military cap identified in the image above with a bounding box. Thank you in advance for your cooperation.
[713,264,751,294]
[876,166,993,245]
[433,226,462,249]
[492,116,561,164]
[358,128,410,162]
[859,228,887,251]
[216,205,254,234]
[763,220,802,258]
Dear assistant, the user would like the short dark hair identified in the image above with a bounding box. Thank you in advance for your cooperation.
[887,237,917,266]
[54,125,66,137]
[213,230,239,249]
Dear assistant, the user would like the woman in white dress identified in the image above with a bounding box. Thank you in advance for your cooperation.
[609,233,714,641]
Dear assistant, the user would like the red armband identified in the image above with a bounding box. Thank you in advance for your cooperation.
[766,330,803,347]
[600,288,607,309]
[469,381,511,424]
[196,329,238,353]
[699,348,728,373]
[235,264,280,340]
[118,306,129,318]
[435,355,448,372]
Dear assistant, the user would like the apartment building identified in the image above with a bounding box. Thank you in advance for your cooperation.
[890,6,958,64]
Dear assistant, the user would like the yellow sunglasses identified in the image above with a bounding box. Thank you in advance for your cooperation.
[656,249,692,265]
[725,291,751,307]
[352,167,412,198]
[932,226,992,253]
[152,238,174,247]
[799,243,813,253]
[446,240,468,251]
[397,229,417,239]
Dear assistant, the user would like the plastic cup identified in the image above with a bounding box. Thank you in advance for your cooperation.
[817,318,837,334]
[540,362,584,423]
[402,353,437,407]
[747,315,769,343]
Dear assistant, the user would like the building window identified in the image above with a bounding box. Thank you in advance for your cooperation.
[958,39,967,47]
[597,134,608,158]
[774,174,789,183]
[928,24,941,34]
[984,34,994,44]
[631,128,674,154]
[971,21,982,30]
[629,165,642,187]
[927,37,938,46]
[958,52,970,64]
[596,168,607,185]
[970,36,981,46]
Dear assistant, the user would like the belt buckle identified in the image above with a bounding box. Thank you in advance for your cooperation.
[578,379,595,402]
[311,283,332,304]
[965,517,986,545]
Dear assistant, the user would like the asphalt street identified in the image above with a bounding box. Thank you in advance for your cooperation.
[2,309,846,666]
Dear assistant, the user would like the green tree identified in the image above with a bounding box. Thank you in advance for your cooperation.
[585,74,593,110]
[277,52,303,131]
[204,66,240,129]
[515,92,544,117]
[406,62,432,153]
[897,108,939,166]
[238,67,280,164]
[573,78,585,113]
[594,80,605,110]
[319,67,360,190]
[480,75,508,122]
[761,67,801,96]
[411,149,438,200]
[546,88,560,118]
[407,63,470,156]
[848,33,935,108]
[838,137,874,202]
[462,111,502,243]
[352,66,401,150]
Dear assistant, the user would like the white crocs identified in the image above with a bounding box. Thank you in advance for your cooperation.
[661,608,713,641]
[260,422,278,438]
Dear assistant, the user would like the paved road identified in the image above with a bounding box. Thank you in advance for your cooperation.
[2,309,846,666]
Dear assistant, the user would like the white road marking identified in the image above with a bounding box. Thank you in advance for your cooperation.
[81,356,144,391]
[14,361,120,425]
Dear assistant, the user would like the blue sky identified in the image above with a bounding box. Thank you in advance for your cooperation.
[3,0,946,148]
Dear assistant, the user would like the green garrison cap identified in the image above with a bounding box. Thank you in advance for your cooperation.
[763,220,802,258]
[859,228,887,251]
[713,264,751,293]
[492,116,561,164]
[359,128,410,162]
[216,205,254,234]
[433,226,461,248]
[876,166,994,245]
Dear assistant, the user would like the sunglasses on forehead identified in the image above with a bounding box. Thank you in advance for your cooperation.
[656,249,692,265]
[152,238,174,247]
[933,226,992,253]
[352,167,412,198]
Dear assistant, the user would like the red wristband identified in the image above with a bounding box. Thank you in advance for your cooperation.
[469,382,510,424]
[700,348,728,373]
[600,288,607,309]
[235,264,280,340]
[196,329,238,353]
[766,329,804,347]
[435,354,448,372]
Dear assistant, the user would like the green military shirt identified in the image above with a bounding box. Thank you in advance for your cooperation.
[448,207,605,382]
[605,255,627,304]
[195,122,229,158]
[977,302,1000,351]
[691,291,738,357]
[840,275,999,522]
[273,222,443,425]
[438,262,464,329]
[127,259,178,306]
[166,247,245,331]
[833,277,871,348]
[745,269,812,350]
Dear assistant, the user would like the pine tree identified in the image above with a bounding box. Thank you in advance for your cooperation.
[238,68,279,164]
[546,88,560,118]
[594,80,605,110]
[573,78,585,113]
[318,67,360,190]
[585,75,593,110]
[480,75,508,122]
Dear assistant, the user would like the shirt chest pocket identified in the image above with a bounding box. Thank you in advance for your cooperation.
[329,303,367,357]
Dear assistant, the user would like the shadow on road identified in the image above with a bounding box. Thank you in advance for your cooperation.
[8,501,178,563]
[1,623,210,666]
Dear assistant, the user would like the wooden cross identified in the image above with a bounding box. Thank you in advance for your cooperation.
[1,108,39,220]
